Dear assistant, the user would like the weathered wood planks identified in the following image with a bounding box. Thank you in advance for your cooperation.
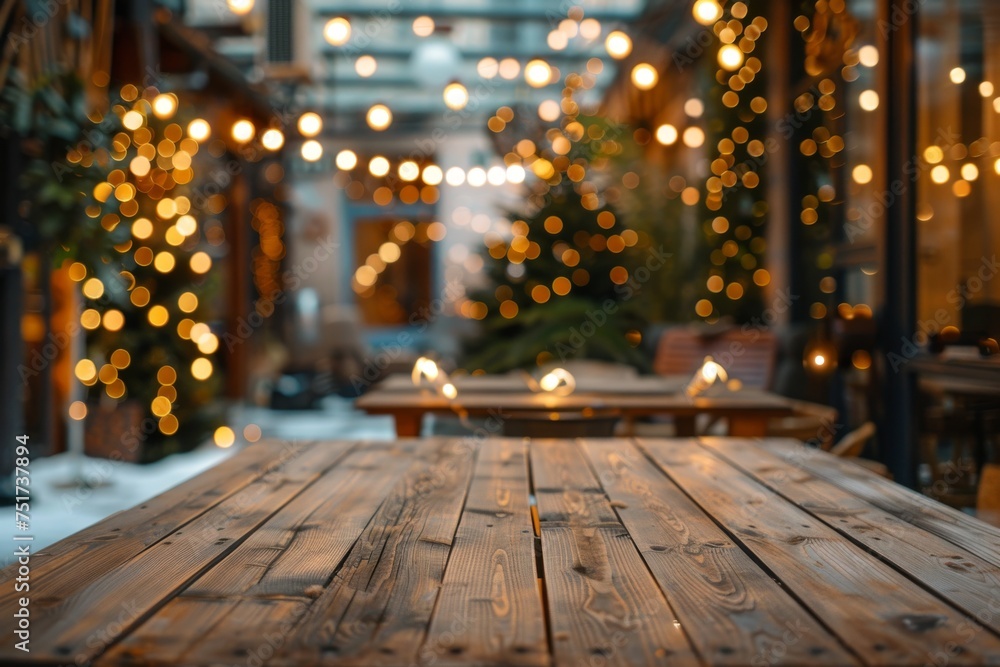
[581,438,855,665]
[424,438,549,666]
[2,436,999,667]
[755,437,1000,568]
[277,438,477,666]
[640,438,1000,666]
[531,439,699,667]
[700,437,1000,636]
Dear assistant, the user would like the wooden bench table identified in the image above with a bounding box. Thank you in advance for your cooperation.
[357,373,796,438]
[3,437,1000,666]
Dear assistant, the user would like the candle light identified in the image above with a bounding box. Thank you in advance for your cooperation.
[685,356,728,397]
[538,368,576,396]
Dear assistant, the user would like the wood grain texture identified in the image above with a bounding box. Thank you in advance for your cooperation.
[580,439,855,666]
[424,438,549,666]
[182,441,415,598]
[94,597,232,666]
[1,442,352,665]
[277,438,476,666]
[9,437,1000,667]
[531,439,698,667]
[0,440,309,613]
[640,438,1000,666]
[700,438,1000,636]
[101,442,414,667]
[755,437,1000,568]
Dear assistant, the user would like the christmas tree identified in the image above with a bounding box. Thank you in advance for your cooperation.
[462,111,652,372]
[692,5,771,322]
[72,84,223,460]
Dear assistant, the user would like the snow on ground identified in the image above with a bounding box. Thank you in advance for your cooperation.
[5,397,396,565]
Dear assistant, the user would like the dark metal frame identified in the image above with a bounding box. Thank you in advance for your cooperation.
[880,0,918,485]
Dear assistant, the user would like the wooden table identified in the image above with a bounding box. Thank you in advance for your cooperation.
[5,437,1000,666]
[358,373,795,437]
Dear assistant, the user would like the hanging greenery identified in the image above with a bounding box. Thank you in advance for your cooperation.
[0,69,120,265]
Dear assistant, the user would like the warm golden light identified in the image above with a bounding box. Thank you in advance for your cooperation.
[68,401,88,421]
[682,126,705,148]
[412,356,441,385]
[467,167,487,187]
[412,15,435,37]
[718,44,744,71]
[655,124,678,145]
[190,251,212,274]
[176,215,197,236]
[506,164,526,184]
[684,98,705,117]
[366,104,392,131]
[858,89,879,111]
[858,45,879,67]
[538,368,576,396]
[301,140,323,162]
[148,305,169,327]
[477,57,499,79]
[231,119,255,143]
[631,63,658,90]
[950,67,966,84]
[336,149,358,170]
[82,277,104,299]
[524,59,553,88]
[604,31,632,59]
[178,292,198,313]
[692,0,723,25]
[443,81,469,110]
[226,0,253,15]
[187,118,211,142]
[538,99,561,122]
[261,128,284,151]
[214,426,235,448]
[297,112,323,137]
[152,93,178,119]
[398,160,420,181]
[122,110,144,130]
[686,356,728,396]
[324,17,351,46]
[422,164,443,185]
[369,155,390,177]
[355,55,377,77]
[154,251,176,273]
[75,359,97,382]
[852,164,873,184]
[192,357,214,381]
[441,382,458,399]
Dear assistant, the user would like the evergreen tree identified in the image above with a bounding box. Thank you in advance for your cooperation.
[74,85,223,460]
[462,113,650,372]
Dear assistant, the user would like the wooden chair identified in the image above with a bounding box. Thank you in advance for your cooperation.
[767,399,839,449]
[977,464,1000,527]
[653,327,778,389]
